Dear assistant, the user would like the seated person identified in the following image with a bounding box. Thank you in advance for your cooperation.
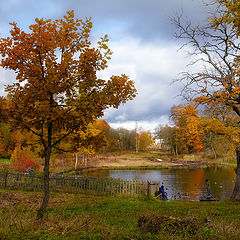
[206,179,212,199]
[157,185,168,201]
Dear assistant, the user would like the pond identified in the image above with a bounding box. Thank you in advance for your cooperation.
[83,166,236,201]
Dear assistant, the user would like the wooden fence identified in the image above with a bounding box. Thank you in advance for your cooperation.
[0,170,159,198]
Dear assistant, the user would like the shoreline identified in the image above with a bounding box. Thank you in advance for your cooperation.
[64,152,235,174]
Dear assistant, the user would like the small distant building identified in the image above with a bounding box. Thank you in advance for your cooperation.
[155,138,163,147]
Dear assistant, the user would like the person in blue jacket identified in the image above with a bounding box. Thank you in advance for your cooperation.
[159,185,168,201]
[206,179,211,199]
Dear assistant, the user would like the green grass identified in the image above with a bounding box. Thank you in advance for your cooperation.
[1,189,240,239]
[0,158,10,163]
[0,159,10,170]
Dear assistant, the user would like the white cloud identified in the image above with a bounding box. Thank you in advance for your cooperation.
[0,0,210,131]
[109,115,169,132]
[115,113,127,121]
[99,37,190,128]
[0,69,16,96]
[0,34,189,132]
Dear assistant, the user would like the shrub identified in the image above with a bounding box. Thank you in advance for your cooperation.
[10,146,39,172]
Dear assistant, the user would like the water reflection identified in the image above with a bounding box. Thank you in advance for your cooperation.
[83,167,236,201]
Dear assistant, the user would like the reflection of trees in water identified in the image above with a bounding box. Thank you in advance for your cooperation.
[186,169,205,200]
[204,167,235,200]
[165,167,235,200]
[164,169,205,200]
[84,167,236,200]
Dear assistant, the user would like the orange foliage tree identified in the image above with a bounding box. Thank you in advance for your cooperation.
[9,130,41,172]
[173,1,240,199]
[214,0,240,38]
[0,11,136,218]
[171,104,204,154]
[10,146,39,172]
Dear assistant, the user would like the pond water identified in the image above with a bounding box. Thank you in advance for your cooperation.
[83,166,236,201]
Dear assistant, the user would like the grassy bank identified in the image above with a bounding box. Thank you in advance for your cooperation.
[73,151,235,174]
[1,189,240,239]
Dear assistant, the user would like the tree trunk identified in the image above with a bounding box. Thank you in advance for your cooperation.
[210,133,217,159]
[37,147,51,219]
[175,144,178,155]
[75,152,79,169]
[170,139,174,155]
[231,148,240,200]
[211,144,217,159]
[37,117,53,220]
[86,154,88,167]
[82,150,85,167]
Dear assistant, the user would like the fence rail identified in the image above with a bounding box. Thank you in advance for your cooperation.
[0,170,159,198]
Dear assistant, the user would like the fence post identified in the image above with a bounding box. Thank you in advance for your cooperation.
[4,169,9,188]
[147,181,150,199]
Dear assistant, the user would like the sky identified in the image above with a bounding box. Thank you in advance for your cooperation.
[0,0,213,132]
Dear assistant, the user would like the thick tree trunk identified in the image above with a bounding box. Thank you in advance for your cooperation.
[37,96,54,220]
[231,148,240,200]
[37,148,51,219]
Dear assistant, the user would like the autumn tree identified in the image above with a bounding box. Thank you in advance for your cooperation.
[116,128,133,151]
[138,131,154,151]
[101,127,136,152]
[10,145,40,172]
[0,100,14,157]
[215,0,240,37]
[173,1,240,199]
[71,120,107,168]
[0,122,12,157]
[200,103,238,159]
[170,104,204,154]
[200,116,236,160]
[0,11,136,219]
[9,130,41,171]
[155,125,178,154]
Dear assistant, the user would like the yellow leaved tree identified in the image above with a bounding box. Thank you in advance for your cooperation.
[0,11,136,218]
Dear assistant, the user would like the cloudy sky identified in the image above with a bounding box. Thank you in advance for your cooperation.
[0,0,212,131]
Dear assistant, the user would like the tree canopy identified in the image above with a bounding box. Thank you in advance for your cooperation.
[0,10,137,218]
[171,104,204,153]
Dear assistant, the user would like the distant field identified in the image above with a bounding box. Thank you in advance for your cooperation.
[87,151,170,168]
[53,150,234,174]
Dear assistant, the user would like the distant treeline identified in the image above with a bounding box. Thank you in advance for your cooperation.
[155,103,237,162]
